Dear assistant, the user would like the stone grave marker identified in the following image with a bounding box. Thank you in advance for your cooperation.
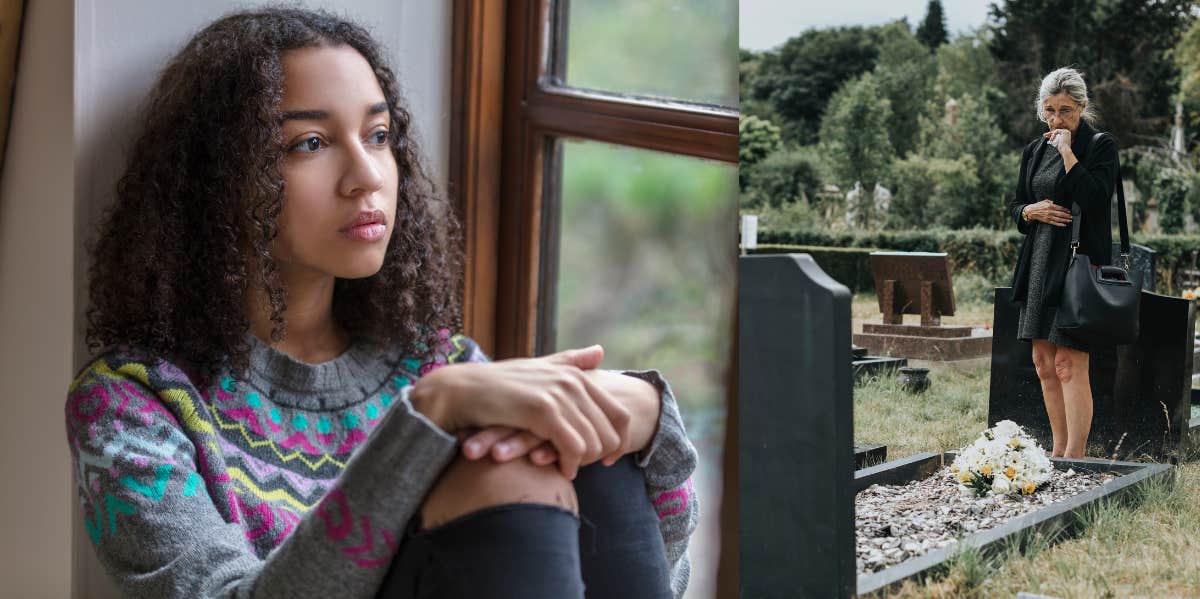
[740,254,855,598]
[853,252,991,360]
[989,287,1199,459]
[1112,243,1156,292]
[851,343,906,383]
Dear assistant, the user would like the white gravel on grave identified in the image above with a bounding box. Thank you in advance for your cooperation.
[855,466,1116,575]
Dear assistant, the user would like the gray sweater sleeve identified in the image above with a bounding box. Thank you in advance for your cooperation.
[620,369,701,599]
[65,365,458,599]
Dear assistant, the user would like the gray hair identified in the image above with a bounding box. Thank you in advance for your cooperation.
[1035,67,1098,125]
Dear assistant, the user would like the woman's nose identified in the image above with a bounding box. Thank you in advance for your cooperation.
[340,144,385,197]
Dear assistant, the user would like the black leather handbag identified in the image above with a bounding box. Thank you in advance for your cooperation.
[1055,134,1139,346]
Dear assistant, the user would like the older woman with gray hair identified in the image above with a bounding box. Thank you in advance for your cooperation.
[1007,67,1120,459]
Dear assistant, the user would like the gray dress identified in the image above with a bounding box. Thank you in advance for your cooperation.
[1016,148,1089,352]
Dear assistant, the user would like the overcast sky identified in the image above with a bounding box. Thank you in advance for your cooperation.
[739,0,994,51]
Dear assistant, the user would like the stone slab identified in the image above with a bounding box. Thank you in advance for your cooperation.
[989,287,1195,459]
[854,332,992,361]
[862,322,973,338]
[853,443,888,469]
[853,356,907,382]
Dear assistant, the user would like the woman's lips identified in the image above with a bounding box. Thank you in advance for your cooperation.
[339,223,387,241]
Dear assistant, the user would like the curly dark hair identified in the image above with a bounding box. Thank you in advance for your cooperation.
[85,6,463,386]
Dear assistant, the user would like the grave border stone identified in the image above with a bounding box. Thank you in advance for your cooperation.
[855,453,1173,596]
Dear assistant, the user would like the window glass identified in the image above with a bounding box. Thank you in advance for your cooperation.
[563,0,739,107]
[553,138,736,597]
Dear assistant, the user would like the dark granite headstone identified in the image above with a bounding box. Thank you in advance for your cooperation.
[989,287,1195,459]
[1111,243,1156,292]
[740,254,854,598]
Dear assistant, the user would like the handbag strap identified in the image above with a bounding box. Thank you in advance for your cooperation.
[1069,132,1130,266]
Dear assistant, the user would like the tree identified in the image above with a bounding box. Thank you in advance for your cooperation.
[738,115,783,190]
[744,147,823,208]
[986,0,1195,148]
[819,73,895,206]
[747,26,884,144]
[889,154,978,228]
[934,30,1001,103]
[887,92,1016,229]
[1176,17,1200,104]
[873,23,937,158]
[916,0,949,51]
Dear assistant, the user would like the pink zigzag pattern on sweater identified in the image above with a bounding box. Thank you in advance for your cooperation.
[214,433,328,498]
[278,431,321,455]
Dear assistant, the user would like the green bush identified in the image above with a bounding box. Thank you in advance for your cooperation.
[756,227,1200,296]
[757,228,1022,286]
[743,146,823,207]
[747,244,880,292]
[739,115,782,190]
[888,154,979,228]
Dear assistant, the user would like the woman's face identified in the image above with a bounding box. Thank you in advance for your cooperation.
[272,44,399,281]
[1042,92,1083,133]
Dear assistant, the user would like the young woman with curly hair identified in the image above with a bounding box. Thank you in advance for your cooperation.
[66,7,698,598]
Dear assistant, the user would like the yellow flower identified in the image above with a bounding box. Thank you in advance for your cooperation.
[1022,482,1036,495]
[1005,466,1017,478]
[1185,290,1196,300]
[958,472,973,483]
[981,464,992,476]
[1008,439,1020,448]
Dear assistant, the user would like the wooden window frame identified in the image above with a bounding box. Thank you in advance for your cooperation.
[451,0,737,358]
[450,1,738,595]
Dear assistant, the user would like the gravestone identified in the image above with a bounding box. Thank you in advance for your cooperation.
[989,287,1198,459]
[851,343,906,383]
[1112,243,1156,292]
[853,252,991,360]
[740,254,855,598]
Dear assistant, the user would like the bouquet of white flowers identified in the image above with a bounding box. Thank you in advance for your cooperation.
[950,420,1054,498]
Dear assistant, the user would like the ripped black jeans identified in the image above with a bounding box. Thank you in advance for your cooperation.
[375,455,673,598]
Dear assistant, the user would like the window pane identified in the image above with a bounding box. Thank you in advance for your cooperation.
[552,139,735,598]
[563,0,738,107]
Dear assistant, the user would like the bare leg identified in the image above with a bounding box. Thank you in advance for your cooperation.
[1054,345,1092,458]
[1031,339,1067,457]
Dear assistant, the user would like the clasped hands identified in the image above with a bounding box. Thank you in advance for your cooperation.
[1023,199,1072,227]
[409,345,660,480]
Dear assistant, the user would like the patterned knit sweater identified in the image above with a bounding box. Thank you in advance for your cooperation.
[65,332,699,598]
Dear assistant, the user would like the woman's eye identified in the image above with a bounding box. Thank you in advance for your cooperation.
[370,130,390,146]
[291,136,324,153]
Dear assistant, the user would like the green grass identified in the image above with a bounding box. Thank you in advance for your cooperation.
[854,294,1200,598]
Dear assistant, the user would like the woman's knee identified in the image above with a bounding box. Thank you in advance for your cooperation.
[419,454,578,530]
[1053,347,1088,384]
[1031,343,1056,380]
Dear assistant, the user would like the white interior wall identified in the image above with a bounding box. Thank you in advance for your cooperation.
[0,1,450,597]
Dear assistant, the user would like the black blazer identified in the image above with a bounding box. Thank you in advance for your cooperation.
[1008,118,1119,306]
